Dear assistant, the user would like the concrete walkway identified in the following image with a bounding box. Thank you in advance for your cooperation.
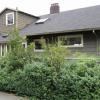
[0,92,28,100]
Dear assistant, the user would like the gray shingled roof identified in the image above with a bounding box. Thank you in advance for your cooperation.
[20,5,100,36]
[0,8,39,18]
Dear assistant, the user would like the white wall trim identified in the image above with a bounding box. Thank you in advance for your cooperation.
[0,44,8,56]
[22,42,27,48]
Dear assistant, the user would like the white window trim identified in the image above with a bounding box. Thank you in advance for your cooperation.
[6,12,14,25]
[58,34,84,48]
[34,49,44,52]
[22,42,27,48]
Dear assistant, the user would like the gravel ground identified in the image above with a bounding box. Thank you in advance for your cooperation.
[0,92,28,100]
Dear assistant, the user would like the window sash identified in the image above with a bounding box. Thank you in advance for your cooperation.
[58,35,83,47]
[34,39,45,52]
[6,12,14,25]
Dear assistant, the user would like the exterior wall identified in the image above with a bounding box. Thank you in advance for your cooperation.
[0,9,16,33]
[95,30,100,55]
[0,9,38,56]
[69,31,97,55]
[0,9,38,33]
[0,43,8,56]
[17,12,37,30]
[27,31,98,55]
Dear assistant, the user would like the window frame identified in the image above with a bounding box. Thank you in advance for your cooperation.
[6,12,14,25]
[34,39,45,52]
[58,34,84,48]
[22,42,27,48]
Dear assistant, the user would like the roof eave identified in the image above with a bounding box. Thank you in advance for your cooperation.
[26,27,100,36]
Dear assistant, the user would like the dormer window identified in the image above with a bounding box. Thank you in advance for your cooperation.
[6,12,14,25]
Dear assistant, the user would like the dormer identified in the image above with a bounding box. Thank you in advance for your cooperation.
[0,8,39,33]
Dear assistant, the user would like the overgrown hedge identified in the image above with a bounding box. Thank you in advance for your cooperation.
[0,30,100,100]
[0,58,100,100]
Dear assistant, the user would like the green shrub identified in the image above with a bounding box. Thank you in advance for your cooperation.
[0,58,100,100]
[12,61,100,100]
[4,30,35,71]
[0,34,100,100]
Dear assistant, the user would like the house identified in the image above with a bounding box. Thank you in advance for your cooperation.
[1,3,100,56]
[20,3,100,56]
[0,8,39,56]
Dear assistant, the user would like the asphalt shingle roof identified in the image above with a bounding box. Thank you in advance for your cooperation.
[20,5,100,36]
[0,8,39,18]
[0,36,9,43]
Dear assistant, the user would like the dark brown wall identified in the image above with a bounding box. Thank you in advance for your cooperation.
[27,31,98,55]
[70,31,97,55]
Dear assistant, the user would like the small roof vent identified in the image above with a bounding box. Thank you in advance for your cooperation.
[35,18,49,24]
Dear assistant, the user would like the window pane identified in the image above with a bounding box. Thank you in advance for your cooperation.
[7,13,14,25]
[60,36,82,46]
[35,40,43,50]
[66,37,81,45]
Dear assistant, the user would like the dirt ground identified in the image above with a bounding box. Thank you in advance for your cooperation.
[0,92,28,100]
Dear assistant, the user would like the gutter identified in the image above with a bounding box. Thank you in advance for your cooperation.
[92,30,99,56]
[15,7,18,29]
[23,27,100,37]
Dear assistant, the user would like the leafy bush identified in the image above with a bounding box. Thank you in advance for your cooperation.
[0,31,100,99]
[0,50,100,100]
[3,30,35,71]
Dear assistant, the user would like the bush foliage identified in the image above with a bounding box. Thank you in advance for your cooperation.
[0,30,100,100]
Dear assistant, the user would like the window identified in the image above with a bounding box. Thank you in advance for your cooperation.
[0,44,7,56]
[34,39,45,52]
[59,35,83,47]
[6,12,14,25]
[22,42,27,48]
[35,18,48,24]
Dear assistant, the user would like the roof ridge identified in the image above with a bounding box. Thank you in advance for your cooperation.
[40,4,100,17]
[0,7,39,18]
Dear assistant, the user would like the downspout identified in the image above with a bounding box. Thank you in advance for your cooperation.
[15,7,18,29]
[92,30,99,56]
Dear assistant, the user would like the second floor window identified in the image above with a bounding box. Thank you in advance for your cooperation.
[6,12,14,25]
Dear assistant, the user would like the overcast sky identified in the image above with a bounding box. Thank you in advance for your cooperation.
[0,0,100,16]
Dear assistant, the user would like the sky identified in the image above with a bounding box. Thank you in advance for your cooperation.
[0,0,100,16]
